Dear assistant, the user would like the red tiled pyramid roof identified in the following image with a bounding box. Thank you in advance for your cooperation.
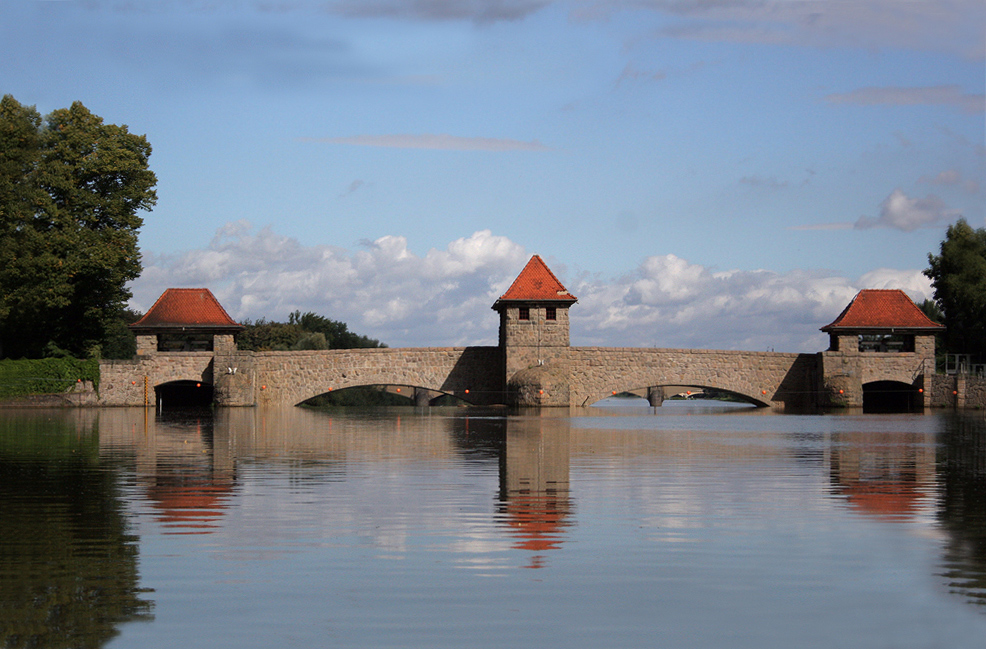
[821,289,943,332]
[131,288,243,330]
[494,255,577,306]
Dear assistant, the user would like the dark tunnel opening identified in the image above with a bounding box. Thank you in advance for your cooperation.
[862,381,922,413]
[155,380,214,409]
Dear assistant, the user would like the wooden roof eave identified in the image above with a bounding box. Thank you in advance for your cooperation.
[130,323,245,334]
[820,324,944,334]
[492,296,578,311]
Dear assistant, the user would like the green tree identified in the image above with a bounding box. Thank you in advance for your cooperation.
[236,318,303,351]
[101,307,143,360]
[236,312,385,352]
[292,332,328,350]
[288,310,384,349]
[0,95,156,358]
[919,298,943,324]
[925,218,986,360]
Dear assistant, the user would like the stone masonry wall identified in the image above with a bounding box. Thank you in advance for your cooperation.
[248,346,503,407]
[819,348,934,408]
[501,306,571,347]
[965,375,986,409]
[135,335,157,356]
[96,333,980,411]
[98,346,819,409]
[567,347,817,409]
[501,306,571,380]
[213,349,256,407]
[99,353,215,406]
[97,348,502,407]
[930,374,986,409]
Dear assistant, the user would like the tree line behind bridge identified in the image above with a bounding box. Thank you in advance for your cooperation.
[237,310,385,352]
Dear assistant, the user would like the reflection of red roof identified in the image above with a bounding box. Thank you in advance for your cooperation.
[147,477,234,534]
[494,255,577,306]
[131,288,243,330]
[504,493,569,569]
[840,482,925,521]
[821,289,943,332]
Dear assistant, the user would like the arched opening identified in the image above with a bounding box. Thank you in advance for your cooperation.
[299,385,471,408]
[302,385,412,408]
[155,380,214,410]
[589,386,764,409]
[862,381,921,413]
[593,391,652,408]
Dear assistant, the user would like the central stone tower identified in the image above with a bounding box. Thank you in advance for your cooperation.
[492,255,577,406]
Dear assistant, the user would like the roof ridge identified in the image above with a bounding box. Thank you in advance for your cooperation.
[131,288,242,329]
[495,255,577,304]
[821,288,943,332]
[531,255,567,293]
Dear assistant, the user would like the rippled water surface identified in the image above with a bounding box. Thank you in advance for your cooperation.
[2,401,985,648]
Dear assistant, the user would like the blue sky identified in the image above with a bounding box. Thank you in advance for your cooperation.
[3,0,983,351]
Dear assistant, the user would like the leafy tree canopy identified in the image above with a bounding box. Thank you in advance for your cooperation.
[0,95,156,359]
[238,311,385,351]
[925,218,986,360]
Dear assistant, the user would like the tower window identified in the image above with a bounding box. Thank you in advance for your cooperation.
[518,307,530,320]
[546,307,557,321]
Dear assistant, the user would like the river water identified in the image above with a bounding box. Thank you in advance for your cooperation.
[1,400,984,648]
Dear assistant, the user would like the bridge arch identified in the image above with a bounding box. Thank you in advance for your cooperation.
[298,383,474,408]
[248,347,505,408]
[568,348,812,410]
[582,383,770,408]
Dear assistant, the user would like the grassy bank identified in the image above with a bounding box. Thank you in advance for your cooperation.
[0,358,99,400]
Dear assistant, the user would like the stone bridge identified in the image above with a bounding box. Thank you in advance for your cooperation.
[566,347,818,408]
[99,344,824,409]
[97,257,942,411]
[99,340,934,411]
[226,347,505,408]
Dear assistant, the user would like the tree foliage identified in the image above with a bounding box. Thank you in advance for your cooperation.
[287,310,384,349]
[237,311,385,352]
[0,357,100,399]
[925,218,986,360]
[0,95,156,359]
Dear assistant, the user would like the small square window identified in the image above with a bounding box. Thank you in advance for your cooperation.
[546,307,557,321]
[518,307,530,320]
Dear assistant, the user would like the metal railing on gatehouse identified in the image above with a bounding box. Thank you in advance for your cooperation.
[942,354,986,377]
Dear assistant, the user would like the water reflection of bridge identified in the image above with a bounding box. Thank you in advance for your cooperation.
[7,407,984,649]
[94,407,575,564]
[87,407,983,588]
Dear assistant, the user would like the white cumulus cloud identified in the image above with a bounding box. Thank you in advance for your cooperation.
[855,188,960,231]
[130,225,933,352]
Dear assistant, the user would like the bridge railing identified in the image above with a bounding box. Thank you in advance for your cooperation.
[942,354,985,377]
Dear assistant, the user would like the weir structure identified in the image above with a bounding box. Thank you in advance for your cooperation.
[98,256,944,411]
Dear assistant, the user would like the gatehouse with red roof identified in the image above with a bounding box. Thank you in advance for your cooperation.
[131,288,244,353]
[98,256,950,412]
